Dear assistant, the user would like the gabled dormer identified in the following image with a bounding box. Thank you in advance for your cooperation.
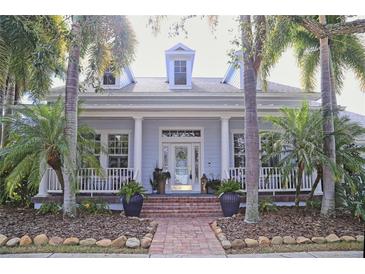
[165,43,195,90]
[101,67,135,89]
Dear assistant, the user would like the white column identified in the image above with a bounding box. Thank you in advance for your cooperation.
[133,116,143,183]
[100,133,108,170]
[36,169,49,197]
[221,116,230,180]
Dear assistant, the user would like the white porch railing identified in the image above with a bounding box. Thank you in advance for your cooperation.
[47,168,134,194]
[228,167,318,193]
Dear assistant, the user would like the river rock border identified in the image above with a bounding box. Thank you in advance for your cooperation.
[210,220,364,250]
[0,220,158,250]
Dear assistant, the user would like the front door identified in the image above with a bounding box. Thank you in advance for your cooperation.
[164,143,201,192]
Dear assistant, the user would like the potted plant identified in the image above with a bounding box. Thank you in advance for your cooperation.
[152,167,171,194]
[149,178,159,194]
[119,181,146,217]
[206,177,221,194]
[216,180,244,217]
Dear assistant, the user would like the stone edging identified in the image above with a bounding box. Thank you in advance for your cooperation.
[210,220,364,250]
[0,221,158,249]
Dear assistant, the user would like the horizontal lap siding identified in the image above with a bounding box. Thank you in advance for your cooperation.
[142,119,221,191]
[78,118,135,167]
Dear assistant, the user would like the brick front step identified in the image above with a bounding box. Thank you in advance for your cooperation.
[141,195,223,217]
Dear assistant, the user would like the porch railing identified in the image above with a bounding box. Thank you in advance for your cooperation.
[228,167,318,193]
[47,168,134,194]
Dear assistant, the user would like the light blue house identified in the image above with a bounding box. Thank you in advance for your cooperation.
[35,43,323,202]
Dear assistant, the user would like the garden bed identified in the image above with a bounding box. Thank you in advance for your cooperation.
[217,207,364,241]
[0,206,152,240]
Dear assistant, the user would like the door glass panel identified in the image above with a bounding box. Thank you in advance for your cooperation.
[174,146,189,184]
[162,145,169,171]
[194,146,199,183]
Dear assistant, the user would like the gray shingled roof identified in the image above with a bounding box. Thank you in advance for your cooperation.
[51,77,304,94]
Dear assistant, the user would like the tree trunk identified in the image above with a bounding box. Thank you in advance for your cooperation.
[54,167,65,191]
[319,16,336,216]
[295,162,304,207]
[63,16,81,217]
[0,77,15,148]
[241,15,260,223]
[328,50,338,114]
[308,165,323,201]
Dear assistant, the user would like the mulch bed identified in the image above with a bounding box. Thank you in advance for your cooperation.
[0,206,152,240]
[217,207,364,241]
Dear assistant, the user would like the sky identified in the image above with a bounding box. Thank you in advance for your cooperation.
[54,15,365,115]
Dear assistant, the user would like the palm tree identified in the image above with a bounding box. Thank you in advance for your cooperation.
[0,98,101,203]
[262,15,365,215]
[0,16,67,147]
[63,16,136,217]
[239,15,268,223]
[262,102,327,207]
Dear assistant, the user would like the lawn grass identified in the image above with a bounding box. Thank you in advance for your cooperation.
[228,241,364,254]
[0,245,148,254]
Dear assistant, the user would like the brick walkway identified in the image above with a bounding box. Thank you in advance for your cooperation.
[149,218,225,255]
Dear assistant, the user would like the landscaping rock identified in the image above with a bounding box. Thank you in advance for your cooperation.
[150,221,158,230]
[231,239,246,249]
[49,236,64,246]
[258,236,271,246]
[296,236,312,244]
[79,238,97,246]
[311,237,326,244]
[63,237,79,245]
[140,237,152,249]
[217,233,227,241]
[0,234,8,246]
[221,240,232,250]
[356,235,364,242]
[283,236,296,245]
[215,227,222,234]
[144,233,153,239]
[340,236,356,242]
[111,236,127,248]
[126,237,140,248]
[33,234,48,246]
[271,236,283,245]
[211,221,218,229]
[245,238,259,248]
[19,235,32,246]
[96,239,112,247]
[326,234,340,243]
[6,237,20,247]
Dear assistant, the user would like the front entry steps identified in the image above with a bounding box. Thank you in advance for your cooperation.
[140,195,223,218]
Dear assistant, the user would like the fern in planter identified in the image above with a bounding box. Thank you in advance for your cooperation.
[118,181,146,204]
[216,180,244,198]
[216,180,244,217]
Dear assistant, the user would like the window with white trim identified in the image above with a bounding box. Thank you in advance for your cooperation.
[233,133,245,168]
[103,69,116,85]
[174,60,187,85]
[108,134,128,168]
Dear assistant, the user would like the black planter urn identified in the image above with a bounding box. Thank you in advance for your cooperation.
[219,192,241,217]
[122,194,144,217]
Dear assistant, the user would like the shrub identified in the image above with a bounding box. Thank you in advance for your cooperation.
[337,175,365,221]
[119,181,146,204]
[259,198,278,213]
[306,199,321,210]
[216,180,243,198]
[37,202,61,215]
[79,199,111,214]
[206,178,221,194]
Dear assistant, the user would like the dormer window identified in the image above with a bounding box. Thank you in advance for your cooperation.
[174,60,187,85]
[103,70,116,85]
[165,43,195,90]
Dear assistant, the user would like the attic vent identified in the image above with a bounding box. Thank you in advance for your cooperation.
[175,47,185,51]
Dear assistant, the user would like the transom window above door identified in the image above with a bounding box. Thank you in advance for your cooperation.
[162,130,201,138]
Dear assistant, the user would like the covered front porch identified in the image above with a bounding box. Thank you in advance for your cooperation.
[38,166,321,196]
